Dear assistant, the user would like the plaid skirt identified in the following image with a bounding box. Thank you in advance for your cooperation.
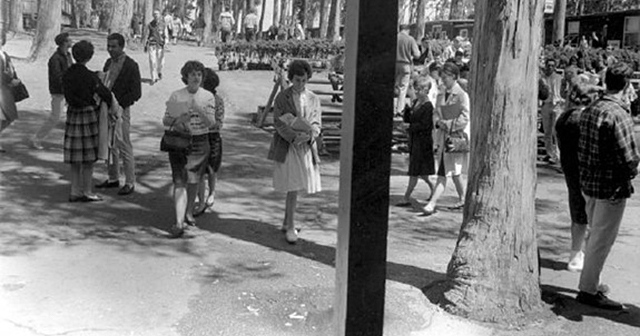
[64,105,99,164]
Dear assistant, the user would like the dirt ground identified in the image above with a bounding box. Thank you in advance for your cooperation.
[0,30,639,336]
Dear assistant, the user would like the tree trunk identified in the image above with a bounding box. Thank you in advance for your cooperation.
[436,0,544,323]
[299,0,307,30]
[202,0,213,45]
[0,0,6,44]
[416,0,426,40]
[108,0,135,36]
[142,0,153,44]
[29,0,62,62]
[552,0,567,45]
[273,0,281,27]
[327,0,336,39]
[258,0,267,37]
[69,0,79,28]
[154,0,163,11]
[449,0,465,20]
[9,0,24,33]
[280,0,290,26]
[319,0,330,39]
[330,0,341,41]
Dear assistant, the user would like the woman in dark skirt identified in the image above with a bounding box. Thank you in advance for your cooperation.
[63,40,113,202]
[397,76,435,206]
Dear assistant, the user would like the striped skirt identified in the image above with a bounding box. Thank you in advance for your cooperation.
[64,105,100,164]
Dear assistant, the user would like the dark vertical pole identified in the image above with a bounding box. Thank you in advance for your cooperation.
[334,0,398,335]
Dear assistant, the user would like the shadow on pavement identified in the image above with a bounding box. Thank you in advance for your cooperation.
[197,211,446,290]
[542,284,640,328]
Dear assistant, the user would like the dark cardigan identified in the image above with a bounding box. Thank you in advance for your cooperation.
[103,56,142,108]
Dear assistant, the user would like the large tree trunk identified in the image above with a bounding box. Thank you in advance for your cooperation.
[202,0,214,45]
[552,0,567,45]
[9,0,24,33]
[330,0,341,41]
[0,0,6,44]
[437,0,544,323]
[416,0,426,40]
[299,0,307,30]
[258,0,267,37]
[108,0,135,36]
[280,0,291,26]
[29,0,62,62]
[327,0,336,39]
[449,0,464,20]
[319,0,330,39]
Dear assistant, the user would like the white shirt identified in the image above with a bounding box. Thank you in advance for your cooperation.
[165,87,216,136]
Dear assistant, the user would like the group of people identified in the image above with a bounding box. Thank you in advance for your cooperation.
[395,24,470,215]
[394,23,640,311]
[547,59,639,311]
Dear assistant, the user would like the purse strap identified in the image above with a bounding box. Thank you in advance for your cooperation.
[447,114,460,137]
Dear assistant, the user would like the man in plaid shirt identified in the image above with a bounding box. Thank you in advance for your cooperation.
[576,62,640,310]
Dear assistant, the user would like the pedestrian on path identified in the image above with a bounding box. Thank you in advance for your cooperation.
[396,76,435,207]
[194,68,225,217]
[555,78,603,273]
[540,58,563,165]
[163,61,217,238]
[95,33,141,196]
[576,62,640,311]
[243,9,259,42]
[219,8,235,43]
[145,10,167,84]
[395,24,421,117]
[421,62,469,216]
[32,33,74,150]
[0,36,24,153]
[62,40,113,202]
[268,60,322,244]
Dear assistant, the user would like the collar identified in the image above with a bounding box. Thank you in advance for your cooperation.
[445,82,464,96]
[110,53,126,63]
[600,94,629,111]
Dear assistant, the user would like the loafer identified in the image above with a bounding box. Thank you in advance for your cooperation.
[96,180,120,189]
[82,194,103,202]
[576,291,623,311]
[117,184,135,195]
[285,229,298,244]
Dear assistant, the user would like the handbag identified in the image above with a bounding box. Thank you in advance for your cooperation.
[11,82,29,102]
[160,120,192,153]
[444,115,470,153]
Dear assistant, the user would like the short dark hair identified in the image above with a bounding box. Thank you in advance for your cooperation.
[55,32,69,46]
[181,60,205,84]
[107,33,125,48]
[428,62,441,74]
[545,58,557,66]
[202,68,220,94]
[287,60,312,81]
[605,62,633,92]
[72,40,94,63]
[442,62,460,78]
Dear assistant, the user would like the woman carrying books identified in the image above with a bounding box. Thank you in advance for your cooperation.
[267,60,322,244]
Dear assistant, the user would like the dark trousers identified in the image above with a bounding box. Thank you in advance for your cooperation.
[245,28,256,41]
[221,30,231,43]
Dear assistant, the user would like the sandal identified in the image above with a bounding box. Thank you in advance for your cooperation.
[168,224,185,238]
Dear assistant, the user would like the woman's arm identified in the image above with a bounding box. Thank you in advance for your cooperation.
[308,94,322,139]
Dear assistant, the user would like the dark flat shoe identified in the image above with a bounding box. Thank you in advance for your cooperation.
[117,184,135,195]
[168,225,185,238]
[395,201,412,207]
[96,180,119,189]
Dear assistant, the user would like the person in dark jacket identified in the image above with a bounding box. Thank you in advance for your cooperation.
[32,33,74,149]
[95,33,142,196]
[63,40,113,202]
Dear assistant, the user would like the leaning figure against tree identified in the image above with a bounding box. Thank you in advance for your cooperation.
[575,61,640,311]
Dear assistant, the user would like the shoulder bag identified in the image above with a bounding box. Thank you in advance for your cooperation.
[444,115,470,153]
[160,119,192,153]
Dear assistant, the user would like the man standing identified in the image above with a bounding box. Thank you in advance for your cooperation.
[220,8,235,43]
[32,33,73,149]
[145,10,167,84]
[576,62,640,310]
[395,24,420,116]
[96,33,142,196]
[540,58,563,164]
[244,9,259,42]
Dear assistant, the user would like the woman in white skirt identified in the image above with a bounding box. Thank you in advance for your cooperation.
[267,60,322,244]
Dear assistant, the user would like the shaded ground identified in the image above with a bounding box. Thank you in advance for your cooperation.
[1,31,639,336]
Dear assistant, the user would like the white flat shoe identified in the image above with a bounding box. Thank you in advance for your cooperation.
[285,229,298,244]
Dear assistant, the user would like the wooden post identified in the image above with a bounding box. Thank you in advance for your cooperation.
[334,0,397,335]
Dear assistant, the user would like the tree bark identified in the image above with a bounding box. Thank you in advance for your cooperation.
[108,0,135,36]
[202,0,213,46]
[552,0,567,45]
[327,0,336,39]
[416,0,426,40]
[319,0,330,39]
[280,0,291,26]
[0,0,6,45]
[259,0,267,37]
[9,0,24,33]
[299,0,307,30]
[330,0,341,41]
[29,0,62,62]
[438,0,544,323]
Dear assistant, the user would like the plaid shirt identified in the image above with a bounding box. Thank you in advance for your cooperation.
[578,95,640,199]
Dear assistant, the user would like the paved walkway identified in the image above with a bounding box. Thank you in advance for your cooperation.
[0,31,639,336]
